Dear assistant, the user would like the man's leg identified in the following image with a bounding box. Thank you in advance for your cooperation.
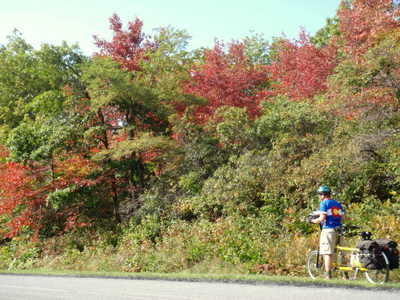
[324,254,333,272]
[323,254,333,279]
[320,229,336,279]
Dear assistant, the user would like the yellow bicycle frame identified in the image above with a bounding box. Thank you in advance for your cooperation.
[335,246,368,272]
[336,246,358,252]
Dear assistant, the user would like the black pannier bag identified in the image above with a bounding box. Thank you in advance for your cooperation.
[374,238,399,269]
[356,240,384,270]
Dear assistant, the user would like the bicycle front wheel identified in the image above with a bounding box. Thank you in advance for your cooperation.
[364,252,390,284]
[306,250,325,279]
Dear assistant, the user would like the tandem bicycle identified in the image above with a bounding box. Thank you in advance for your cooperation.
[306,225,390,284]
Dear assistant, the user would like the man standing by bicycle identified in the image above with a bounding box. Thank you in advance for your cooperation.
[311,185,345,279]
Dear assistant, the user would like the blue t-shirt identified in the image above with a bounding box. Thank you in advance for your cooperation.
[319,199,344,229]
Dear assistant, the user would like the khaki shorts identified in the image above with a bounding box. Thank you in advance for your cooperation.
[319,228,338,255]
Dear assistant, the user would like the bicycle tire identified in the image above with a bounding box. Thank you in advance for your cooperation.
[306,250,325,279]
[364,251,390,284]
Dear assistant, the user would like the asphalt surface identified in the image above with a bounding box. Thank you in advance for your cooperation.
[0,274,399,300]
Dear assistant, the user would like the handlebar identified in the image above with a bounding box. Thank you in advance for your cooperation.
[338,224,372,239]
[306,212,367,238]
[342,224,360,231]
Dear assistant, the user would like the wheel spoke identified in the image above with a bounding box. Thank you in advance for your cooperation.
[307,250,325,279]
[364,252,390,284]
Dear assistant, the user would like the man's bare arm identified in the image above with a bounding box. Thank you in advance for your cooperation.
[312,212,326,224]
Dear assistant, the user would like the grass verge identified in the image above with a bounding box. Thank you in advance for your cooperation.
[0,269,399,291]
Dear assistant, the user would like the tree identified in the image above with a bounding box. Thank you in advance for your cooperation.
[326,29,400,116]
[90,16,203,222]
[0,33,96,237]
[242,32,270,65]
[311,17,340,48]
[82,57,176,222]
[337,0,400,58]
[183,42,269,122]
[0,32,86,133]
[0,159,45,238]
[94,14,149,72]
[267,31,338,100]
[138,26,200,109]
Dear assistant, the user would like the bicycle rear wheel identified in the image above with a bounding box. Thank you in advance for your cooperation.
[306,250,325,279]
[364,252,390,284]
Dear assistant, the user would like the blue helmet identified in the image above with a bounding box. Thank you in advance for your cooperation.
[317,185,331,194]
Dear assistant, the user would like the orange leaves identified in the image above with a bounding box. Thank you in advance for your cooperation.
[0,162,31,209]
[0,150,99,238]
[63,212,90,232]
[53,154,98,188]
[0,145,9,161]
[140,150,158,163]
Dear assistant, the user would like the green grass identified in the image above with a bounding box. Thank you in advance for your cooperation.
[1,269,400,290]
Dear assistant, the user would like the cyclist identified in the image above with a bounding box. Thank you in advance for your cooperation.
[311,185,345,279]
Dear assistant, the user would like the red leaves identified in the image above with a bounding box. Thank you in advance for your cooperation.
[183,42,268,122]
[0,161,45,238]
[327,1,400,116]
[140,150,158,163]
[0,151,98,238]
[337,0,400,58]
[268,31,338,100]
[94,14,148,71]
[2,5,400,239]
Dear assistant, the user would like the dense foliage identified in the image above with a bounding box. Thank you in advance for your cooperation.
[1,0,400,279]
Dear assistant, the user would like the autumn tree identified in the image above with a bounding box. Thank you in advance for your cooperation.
[326,0,400,116]
[267,31,338,100]
[84,17,197,221]
[94,14,149,72]
[0,33,97,237]
[327,30,400,116]
[183,42,269,122]
[0,160,44,238]
[337,0,400,59]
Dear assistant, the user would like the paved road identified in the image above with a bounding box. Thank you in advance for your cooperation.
[0,274,398,300]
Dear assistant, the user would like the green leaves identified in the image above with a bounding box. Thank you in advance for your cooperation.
[0,33,86,130]
[256,97,333,143]
[46,186,76,210]
[25,90,65,117]
[311,17,340,48]
[83,57,137,109]
[93,133,175,161]
[6,122,41,162]
[82,56,171,129]
[210,106,254,154]
[139,26,193,105]
[6,117,78,162]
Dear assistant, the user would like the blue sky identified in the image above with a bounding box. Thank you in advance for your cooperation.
[0,1,341,55]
